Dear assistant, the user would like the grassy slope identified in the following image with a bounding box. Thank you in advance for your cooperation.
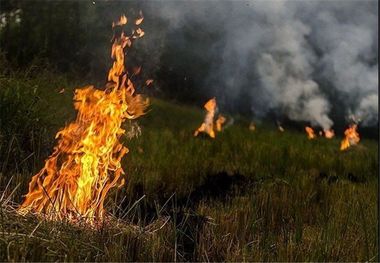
[0,73,378,261]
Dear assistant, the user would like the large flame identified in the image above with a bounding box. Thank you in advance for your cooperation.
[194,98,217,138]
[340,124,360,151]
[305,126,316,139]
[18,14,148,222]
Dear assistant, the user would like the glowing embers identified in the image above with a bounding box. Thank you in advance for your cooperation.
[340,124,360,151]
[18,14,148,223]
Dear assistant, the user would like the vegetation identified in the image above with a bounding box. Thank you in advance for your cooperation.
[0,72,378,261]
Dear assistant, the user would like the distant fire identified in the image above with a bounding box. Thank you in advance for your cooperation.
[324,129,335,139]
[340,124,360,151]
[276,121,284,132]
[194,98,218,138]
[305,126,316,139]
[249,122,256,131]
[216,114,226,132]
[18,14,148,223]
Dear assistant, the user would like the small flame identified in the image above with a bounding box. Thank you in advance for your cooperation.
[324,129,335,139]
[194,98,217,138]
[135,28,145,38]
[135,11,144,25]
[340,124,360,151]
[276,121,284,132]
[145,79,154,86]
[216,114,226,132]
[305,126,316,139]
[18,14,149,223]
[112,15,128,28]
[249,122,256,131]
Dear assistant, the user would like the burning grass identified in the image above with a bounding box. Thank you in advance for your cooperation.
[17,14,149,222]
[340,124,360,151]
[0,71,378,261]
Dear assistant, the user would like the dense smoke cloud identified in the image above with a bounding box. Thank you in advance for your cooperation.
[144,0,378,128]
[303,1,378,126]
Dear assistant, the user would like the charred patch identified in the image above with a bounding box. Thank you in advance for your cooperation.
[185,171,250,204]
[315,172,339,185]
[346,172,366,184]
[171,211,209,261]
[316,171,366,185]
[119,172,251,222]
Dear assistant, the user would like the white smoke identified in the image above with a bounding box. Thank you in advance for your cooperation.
[305,1,378,126]
[250,1,333,129]
[144,0,378,128]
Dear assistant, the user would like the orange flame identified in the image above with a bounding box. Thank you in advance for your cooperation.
[112,14,127,28]
[135,11,144,25]
[324,129,335,139]
[216,114,226,132]
[249,122,256,131]
[194,98,217,138]
[305,126,316,139]
[340,124,360,151]
[18,14,149,223]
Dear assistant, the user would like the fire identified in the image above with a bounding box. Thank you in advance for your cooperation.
[249,122,256,131]
[305,126,316,139]
[18,14,149,222]
[135,11,144,25]
[194,98,217,138]
[276,121,284,132]
[216,114,226,132]
[324,129,335,139]
[340,124,360,151]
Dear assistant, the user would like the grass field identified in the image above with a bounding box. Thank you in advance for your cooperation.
[0,72,378,261]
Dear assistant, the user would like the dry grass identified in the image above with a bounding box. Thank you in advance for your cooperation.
[0,72,378,261]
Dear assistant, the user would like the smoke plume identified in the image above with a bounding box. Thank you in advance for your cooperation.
[144,0,378,128]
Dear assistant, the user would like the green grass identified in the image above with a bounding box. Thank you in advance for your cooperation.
[0,73,378,261]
